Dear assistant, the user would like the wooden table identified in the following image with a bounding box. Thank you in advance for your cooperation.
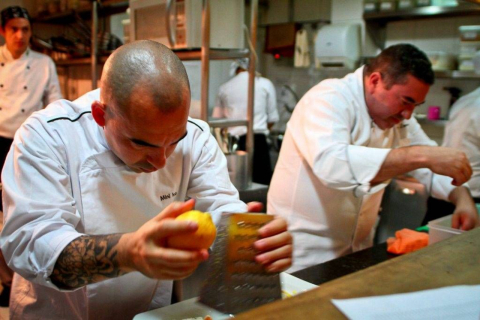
[236,228,480,319]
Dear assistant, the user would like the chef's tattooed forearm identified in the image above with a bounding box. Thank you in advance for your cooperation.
[51,234,127,289]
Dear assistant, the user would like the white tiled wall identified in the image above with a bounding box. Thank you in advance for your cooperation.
[260,0,480,145]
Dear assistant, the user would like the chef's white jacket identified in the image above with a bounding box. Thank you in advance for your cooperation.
[213,72,279,137]
[442,87,480,198]
[0,45,62,138]
[0,89,247,319]
[267,67,456,272]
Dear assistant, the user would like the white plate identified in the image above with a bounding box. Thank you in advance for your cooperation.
[134,273,317,320]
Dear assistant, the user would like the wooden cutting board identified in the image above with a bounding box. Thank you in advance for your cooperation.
[236,227,480,319]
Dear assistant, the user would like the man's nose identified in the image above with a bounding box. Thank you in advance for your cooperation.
[15,30,25,38]
[147,149,167,169]
[401,107,414,120]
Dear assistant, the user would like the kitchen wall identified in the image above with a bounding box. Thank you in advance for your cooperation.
[259,0,480,145]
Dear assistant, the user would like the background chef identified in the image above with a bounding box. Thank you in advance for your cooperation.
[0,5,62,306]
[268,43,478,273]
[213,58,279,185]
[0,40,292,319]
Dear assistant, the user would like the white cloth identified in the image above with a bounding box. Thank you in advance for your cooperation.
[0,45,62,138]
[267,66,456,273]
[0,89,247,320]
[212,72,279,137]
[294,29,310,68]
[442,87,480,198]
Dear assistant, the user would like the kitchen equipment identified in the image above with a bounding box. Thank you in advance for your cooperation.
[379,0,396,12]
[265,23,298,58]
[427,106,441,120]
[133,273,316,319]
[425,51,457,71]
[474,50,480,74]
[199,213,282,315]
[226,151,250,191]
[375,178,428,244]
[129,0,244,49]
[314,24,361,70]
[428,214,464,244]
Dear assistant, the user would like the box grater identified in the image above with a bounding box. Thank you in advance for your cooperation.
[198,213,282,315]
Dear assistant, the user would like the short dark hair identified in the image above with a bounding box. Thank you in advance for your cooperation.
[364,44,434,88]
[1,6,31,29]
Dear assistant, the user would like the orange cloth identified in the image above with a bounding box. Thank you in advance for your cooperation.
[387,228,429,255]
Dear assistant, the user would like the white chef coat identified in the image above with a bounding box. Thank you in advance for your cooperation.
[0,45,62,138]
[213,72,279,137]
[0,89,247,320]
[442,87,480,197]
[267,66,456,272]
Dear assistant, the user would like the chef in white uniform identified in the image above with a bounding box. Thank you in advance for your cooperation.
[0,41,292,319]
[443,87,480,198]
[268,44,478,273]
[0,5,61,170]
[0,5,61,305]
[213,59,279,185]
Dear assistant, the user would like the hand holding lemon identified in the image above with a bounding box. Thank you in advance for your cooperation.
[167,210,217,250]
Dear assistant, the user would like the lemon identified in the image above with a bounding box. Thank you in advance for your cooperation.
[167,210,217,250]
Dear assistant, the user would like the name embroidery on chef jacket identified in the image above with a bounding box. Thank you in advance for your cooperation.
[160,191,178,201]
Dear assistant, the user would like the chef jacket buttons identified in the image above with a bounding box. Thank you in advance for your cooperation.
[21,109,25,113]
[24,86,27,90]
[0,84,3,88]
[27,66,30,70]
[1,63,4,67]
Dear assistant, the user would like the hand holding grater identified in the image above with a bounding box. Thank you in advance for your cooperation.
[198,213,282,315]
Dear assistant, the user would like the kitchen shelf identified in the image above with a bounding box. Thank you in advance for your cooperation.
[173,48,250,61]
[33,1,128,24]
[434,70,480,79]
[54,56,109,66]
[208,119,249,128]
[363,2,480,49]
[363,3,480,25]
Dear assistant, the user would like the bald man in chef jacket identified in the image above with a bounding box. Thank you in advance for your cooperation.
[0,40,292,319]
[0,5,62,306]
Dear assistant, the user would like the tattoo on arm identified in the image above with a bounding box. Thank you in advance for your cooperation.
[51,234,128,289]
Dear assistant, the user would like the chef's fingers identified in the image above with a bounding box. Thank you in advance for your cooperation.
[146,246,209,267]
[255,243,292,269]
[455,163,472,186]
[153,199,196,222]
[247,201,263,212]
[457,213,478,231]
[254,232,292,255]
[153,266,198,280]
[257,217,288,239]
[265,258,292,273]
[148,219,199,243]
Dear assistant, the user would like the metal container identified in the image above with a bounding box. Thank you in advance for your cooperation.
[226,151,251,191]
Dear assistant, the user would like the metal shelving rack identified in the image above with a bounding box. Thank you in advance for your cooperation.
[177,0,258,187]
[33,1,129,90]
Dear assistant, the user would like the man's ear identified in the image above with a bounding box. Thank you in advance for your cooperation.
[91,101,106,127]
[367,72,382,94]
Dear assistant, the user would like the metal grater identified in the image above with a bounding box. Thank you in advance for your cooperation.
[198,213,282,315]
